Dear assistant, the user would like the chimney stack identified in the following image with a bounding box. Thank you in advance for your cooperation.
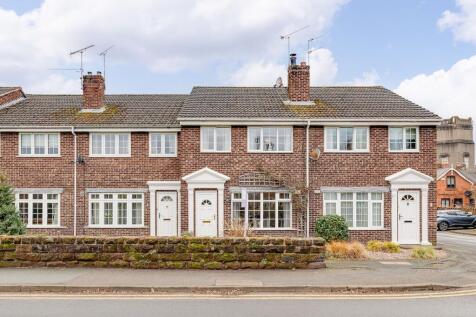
[82,71,105,110]
[287,53,310,102]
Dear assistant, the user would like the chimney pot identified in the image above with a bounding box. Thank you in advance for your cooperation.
[82,72,105,110]
[287,54,310,102]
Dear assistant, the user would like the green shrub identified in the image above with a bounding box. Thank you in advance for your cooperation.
[315,215,348,242]
[411,246,436,259]
[367,240,384,252]
[383,241,400,253]
[0,174,26,235]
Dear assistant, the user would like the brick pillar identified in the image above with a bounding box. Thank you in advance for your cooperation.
[82,72,105,110]
[288,62,310,102]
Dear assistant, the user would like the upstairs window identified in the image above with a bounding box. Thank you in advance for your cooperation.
[447,176,456,189]
[389,127,419,152]
[200,127,231,152]
[149,133,177,156]
[19,133,60,156]
[248,127,292,152]
[90,133,130,157]
[324,127,369,152]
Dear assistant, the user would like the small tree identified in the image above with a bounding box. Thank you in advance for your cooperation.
[0,174,26,235]
[315,215,348,242]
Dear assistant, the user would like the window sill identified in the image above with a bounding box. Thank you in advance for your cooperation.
[348,227,387,231]
[89,155,132,158]
[247,151,294,154]
[149,154,177,158]
[252,228,296,231]
[200,150,232,153]
[388,150,420,153]
[27,225,65,229]
[323,150,369,153]
[17,155,61,158]
[85,226,148,229]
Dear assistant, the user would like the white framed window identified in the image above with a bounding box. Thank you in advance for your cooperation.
[149,133,177,157]
[89,133,131,157]
[15,193,60,227]
[464,156,469,169]
[200,127,231,152]
[19,133,60,156]
[389,127,419,152]
[248,127,292,152]
[323,191,384,229]
[324,127,369,152]
[441,156,449,166]
[89,193,144,227]
[231,191,292,229]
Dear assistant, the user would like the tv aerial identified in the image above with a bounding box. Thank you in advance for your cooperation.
[99,45,114,83]
[69,44,95,87]
[280,25,310,63]
[307,35,323,64]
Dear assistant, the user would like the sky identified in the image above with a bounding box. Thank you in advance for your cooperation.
[0,0,475,128]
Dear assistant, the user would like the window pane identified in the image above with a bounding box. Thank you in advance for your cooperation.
[91,202,100,225]
[405,128,417,150]
[118,202,127,225]
[132,194,142,200]
[118,134,129,155]
[91,193,100,200]
[356,201,368,227]
[132,202,142,225]
[341,192,353,201]
[263,201,276,228]
[20,134,32,154]
[372,202,382,227]
[33,194,43,200]
[341,201,353,227]
[104,194,113,200]
[34,134,46,155]
[48,134,59,155]
[248,192,260,201]
[215,128,230,152]
[339,128,353,151]
[325,202,337,215]
[19,202,29,224]
[32,202,43,225]
[324,192,337,200]
[389,128,403,151]
[355,128,368,150]
[104,202,113,225]
[47,203,58,225]
[248,201,260,228]
[164,134,176,154]
[325,128,337,150]
[263,192,275,200]
[277,128,292,151]
[232,202,245,221]
[151,133,161,155]
[278,201,291,227]
[356,192,368,200]
[249,128,261,151]
[263,127,277,151]
[371,193,382,200]
[104,134,115,155]
[201,128,214,151]
[92,134,102,155]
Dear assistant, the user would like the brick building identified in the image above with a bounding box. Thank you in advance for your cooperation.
[437,116,474,171]
[0,57,440,245]
[437,168,476,210]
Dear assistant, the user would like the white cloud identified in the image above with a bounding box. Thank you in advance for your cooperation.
[349,69,380,86]
[438,0,476,44]
[395,55,476,120]
[0,0,349,93]
[229,48,338,86]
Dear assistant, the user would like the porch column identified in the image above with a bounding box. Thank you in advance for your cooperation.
[218,187,225,237]
[391,187,398,243]
[188,188,194,234]
[149,189,156,236]
[421,188,431,245]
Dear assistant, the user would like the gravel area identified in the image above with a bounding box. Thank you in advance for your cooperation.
[366,249,447,260]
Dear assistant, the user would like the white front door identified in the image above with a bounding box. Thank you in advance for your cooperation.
[157,191,177,236]
[397,190,420,244]
[195,190,218,237]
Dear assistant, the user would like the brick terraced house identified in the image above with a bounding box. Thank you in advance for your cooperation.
[0,56,441,245]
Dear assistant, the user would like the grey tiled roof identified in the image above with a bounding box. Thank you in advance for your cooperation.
[179,86,440,120]
[0,94,186,128]
[0,87,20,96]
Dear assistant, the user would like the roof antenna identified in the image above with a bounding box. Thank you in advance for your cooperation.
[70,44,95,89]
[99,45,114,84]
[280,25,309,64]
[307,35,322,64]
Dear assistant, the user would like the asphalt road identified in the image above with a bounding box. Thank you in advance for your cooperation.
[0,293,475,317]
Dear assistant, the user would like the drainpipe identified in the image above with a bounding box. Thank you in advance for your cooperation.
[71,127,78,236]
[306,119,311,238]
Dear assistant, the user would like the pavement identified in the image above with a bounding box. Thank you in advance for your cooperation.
[0,231,475,294]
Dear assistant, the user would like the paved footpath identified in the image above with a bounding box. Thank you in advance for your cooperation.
[0,232,475,292]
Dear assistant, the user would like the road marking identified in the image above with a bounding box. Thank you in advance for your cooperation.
[0,289,475,301]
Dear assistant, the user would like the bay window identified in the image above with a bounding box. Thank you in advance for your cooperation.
[200,127,231,152]
[231,191,292,229]
[89,193,144,227]
[389,127,418,152]
[19,133,60,156]
[324,127,369,152]
[149,133,177,156]
[323,191,383,229]
[90,133,130,156]
[15,192,60,227]
[248,127,292,152]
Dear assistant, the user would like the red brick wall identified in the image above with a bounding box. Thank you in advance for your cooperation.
[0,89,23,106]
[436,171,475,209]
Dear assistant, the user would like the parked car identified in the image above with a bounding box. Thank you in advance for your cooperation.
[437,210,476,231]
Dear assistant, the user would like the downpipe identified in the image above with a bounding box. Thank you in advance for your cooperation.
[306,119,310,238]
[71,127,77,236]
